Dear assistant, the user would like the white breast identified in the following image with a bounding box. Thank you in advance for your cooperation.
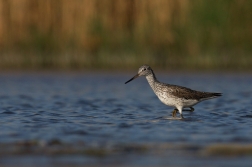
[156,93,198,108]
[156,94,178,107]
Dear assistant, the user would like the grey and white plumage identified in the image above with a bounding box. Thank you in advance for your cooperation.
[125,65,222,118]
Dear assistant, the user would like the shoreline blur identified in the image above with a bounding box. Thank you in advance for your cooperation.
[0,52,251,72]
[0,0,251,71]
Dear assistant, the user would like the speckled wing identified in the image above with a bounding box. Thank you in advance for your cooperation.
[162,84,222,101]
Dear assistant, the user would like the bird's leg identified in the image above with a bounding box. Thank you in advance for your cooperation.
[172,109,178,117]
[182,107,195,112]
[180,114,184,119]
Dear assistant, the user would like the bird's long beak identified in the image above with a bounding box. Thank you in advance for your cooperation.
[125,74,139,84]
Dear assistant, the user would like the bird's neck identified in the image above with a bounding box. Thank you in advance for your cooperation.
[146,72,158,90]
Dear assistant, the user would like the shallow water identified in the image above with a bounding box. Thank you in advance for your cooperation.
[0,72,252,166]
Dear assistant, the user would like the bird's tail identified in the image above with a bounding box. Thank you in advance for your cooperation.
[212,93,222,97]
[200,92,222,101]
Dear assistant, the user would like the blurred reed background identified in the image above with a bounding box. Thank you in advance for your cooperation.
[0,0,252,71]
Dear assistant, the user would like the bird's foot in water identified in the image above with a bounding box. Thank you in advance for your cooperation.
[183,107,195,112]
[172,109,178,117]
[172,108,187,119]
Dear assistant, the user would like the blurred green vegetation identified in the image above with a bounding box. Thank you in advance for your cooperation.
[0,0,252,71]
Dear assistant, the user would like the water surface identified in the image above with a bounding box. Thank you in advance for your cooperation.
[0,72,251,166]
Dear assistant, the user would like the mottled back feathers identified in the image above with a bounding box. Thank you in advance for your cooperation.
[155,82,222,101]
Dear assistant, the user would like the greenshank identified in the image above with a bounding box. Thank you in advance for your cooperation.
[125,65,222,118]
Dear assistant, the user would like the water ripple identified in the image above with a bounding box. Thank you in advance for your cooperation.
[0,73,251,146]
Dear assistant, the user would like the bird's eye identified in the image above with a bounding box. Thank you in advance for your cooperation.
[143,68,146,71]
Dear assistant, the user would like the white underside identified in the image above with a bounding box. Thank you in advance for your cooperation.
[157,96,198,114]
